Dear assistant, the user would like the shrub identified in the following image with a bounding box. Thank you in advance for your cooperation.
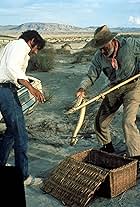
[27,43,56,72]
[71,47,97,64]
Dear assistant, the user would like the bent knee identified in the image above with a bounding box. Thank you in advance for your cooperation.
[123,118,135,129]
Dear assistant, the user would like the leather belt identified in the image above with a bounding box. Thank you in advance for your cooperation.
[0,82,17,89]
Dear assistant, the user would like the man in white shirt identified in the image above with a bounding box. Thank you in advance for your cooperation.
[0,30,46,186]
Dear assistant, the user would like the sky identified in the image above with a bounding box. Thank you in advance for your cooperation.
[0,0,140,28]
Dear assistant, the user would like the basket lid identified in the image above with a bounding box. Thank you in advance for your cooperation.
[42,157,109,207]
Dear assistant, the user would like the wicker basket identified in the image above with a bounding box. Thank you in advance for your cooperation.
[42,149,137,207]
[42,157,109,207]
[71,149,138,198]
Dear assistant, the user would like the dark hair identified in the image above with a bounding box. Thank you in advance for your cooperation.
[19,30,45,50]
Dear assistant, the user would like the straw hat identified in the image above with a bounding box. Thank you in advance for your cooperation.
[92,25,117,48]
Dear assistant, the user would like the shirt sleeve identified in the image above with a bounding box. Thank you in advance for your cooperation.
[5,41,29,85]
[79,52,102,90]
[127,37,140,56]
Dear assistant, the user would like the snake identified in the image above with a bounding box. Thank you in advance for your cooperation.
[69,98,86,146]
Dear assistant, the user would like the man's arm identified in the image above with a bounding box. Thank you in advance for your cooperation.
[18,79,46,103]
[76,53,102,98]
[76,68,97,98]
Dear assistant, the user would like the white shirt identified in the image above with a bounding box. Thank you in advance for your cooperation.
[0,38,30,87]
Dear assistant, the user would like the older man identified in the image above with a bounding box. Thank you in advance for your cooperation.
[76,25,140,159]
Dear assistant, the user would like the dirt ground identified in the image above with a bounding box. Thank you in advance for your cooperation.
[1,41,140,207]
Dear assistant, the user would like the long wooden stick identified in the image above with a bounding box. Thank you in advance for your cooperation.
[68,73,140,114]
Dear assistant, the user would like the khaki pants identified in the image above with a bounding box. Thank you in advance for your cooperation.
[94,79,140,156]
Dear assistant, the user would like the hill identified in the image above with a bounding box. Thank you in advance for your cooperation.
[0,22,140,37]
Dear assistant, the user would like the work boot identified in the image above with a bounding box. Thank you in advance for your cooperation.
[100,141,115,153]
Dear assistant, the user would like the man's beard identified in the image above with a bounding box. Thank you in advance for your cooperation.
[103,46,114,57]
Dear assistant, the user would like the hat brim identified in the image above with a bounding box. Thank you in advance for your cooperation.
[92,33,117,48]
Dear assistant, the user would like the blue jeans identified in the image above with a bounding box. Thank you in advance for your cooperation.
[0,85,29,180]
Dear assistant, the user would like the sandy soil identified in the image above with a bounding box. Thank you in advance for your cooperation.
[1,43,140,207]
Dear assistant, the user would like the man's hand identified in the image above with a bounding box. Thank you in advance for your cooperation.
[18,79,46,103]
[29,86,46,103]
[76,88,86,98]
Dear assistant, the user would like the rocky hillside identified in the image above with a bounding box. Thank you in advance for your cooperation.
[0,22,140,36]
[0,22,93,36]
[11,22,84,33]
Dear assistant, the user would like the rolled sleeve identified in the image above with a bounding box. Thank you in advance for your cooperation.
[79,76,93,90]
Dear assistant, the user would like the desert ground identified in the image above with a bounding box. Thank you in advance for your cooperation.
[1,36,140,207]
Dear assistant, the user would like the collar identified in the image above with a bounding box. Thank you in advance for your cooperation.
[18,38,31,54]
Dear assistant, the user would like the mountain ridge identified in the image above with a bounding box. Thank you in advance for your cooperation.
[0,22,140,36]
